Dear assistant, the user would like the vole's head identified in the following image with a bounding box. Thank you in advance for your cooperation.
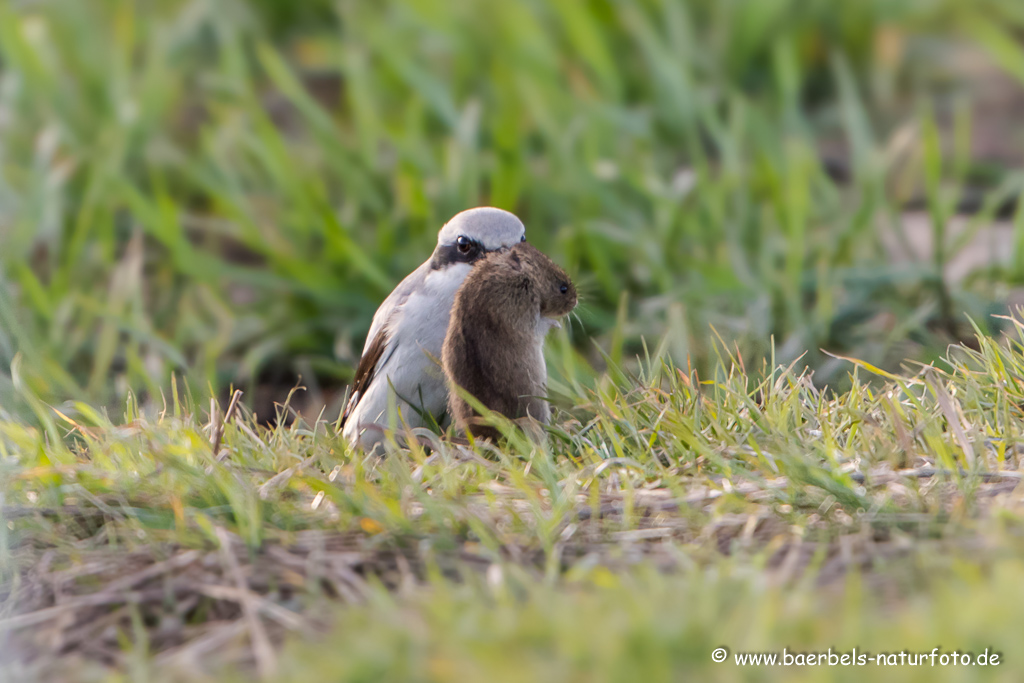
[506,243,577,319]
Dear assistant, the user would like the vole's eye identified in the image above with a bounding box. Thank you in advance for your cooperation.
[456,236,473,254]
[560,283,569,294]
[520,235,526,242]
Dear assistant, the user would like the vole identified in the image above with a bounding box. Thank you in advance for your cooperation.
[442,242,577,440]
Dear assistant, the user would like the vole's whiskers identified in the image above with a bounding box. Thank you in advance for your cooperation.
[568,276,597,304]
[570,308,585,338]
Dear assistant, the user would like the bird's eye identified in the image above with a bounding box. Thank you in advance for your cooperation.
[520,235,526,242]
[456,236,473,254]
[560,283,569,294]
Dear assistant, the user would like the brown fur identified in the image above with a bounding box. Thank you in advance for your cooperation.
[442,242,577,440]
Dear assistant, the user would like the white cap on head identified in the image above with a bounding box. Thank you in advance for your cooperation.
[437,207,526,251]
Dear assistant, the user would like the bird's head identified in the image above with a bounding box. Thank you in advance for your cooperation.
[431,207,526,269]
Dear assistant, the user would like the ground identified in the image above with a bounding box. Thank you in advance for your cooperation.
[4,328,1024,680]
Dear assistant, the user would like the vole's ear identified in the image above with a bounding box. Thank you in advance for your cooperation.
[509,252,522,270]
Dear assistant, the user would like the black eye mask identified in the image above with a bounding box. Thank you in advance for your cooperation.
[430,237,486,269]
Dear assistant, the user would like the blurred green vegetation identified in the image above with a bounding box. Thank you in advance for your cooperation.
[269,562,1023,683]
[2,0,1024,416]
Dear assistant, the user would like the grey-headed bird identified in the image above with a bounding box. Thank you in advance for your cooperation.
[340,207,527,450]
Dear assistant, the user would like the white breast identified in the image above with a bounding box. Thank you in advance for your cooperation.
[342,263,472,448]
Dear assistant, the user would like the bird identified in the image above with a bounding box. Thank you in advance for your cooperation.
[340,207,527,450]
[442,241,577,441]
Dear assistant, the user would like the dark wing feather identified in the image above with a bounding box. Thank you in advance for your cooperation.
[340,328,389,428]
[340,259,433,430]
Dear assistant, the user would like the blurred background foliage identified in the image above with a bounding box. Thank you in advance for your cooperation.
[2,0,1024,418]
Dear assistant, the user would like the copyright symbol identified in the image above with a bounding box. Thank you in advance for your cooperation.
[712,647,728,663]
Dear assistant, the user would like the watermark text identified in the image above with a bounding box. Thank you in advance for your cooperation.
[711,647,1001,667]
